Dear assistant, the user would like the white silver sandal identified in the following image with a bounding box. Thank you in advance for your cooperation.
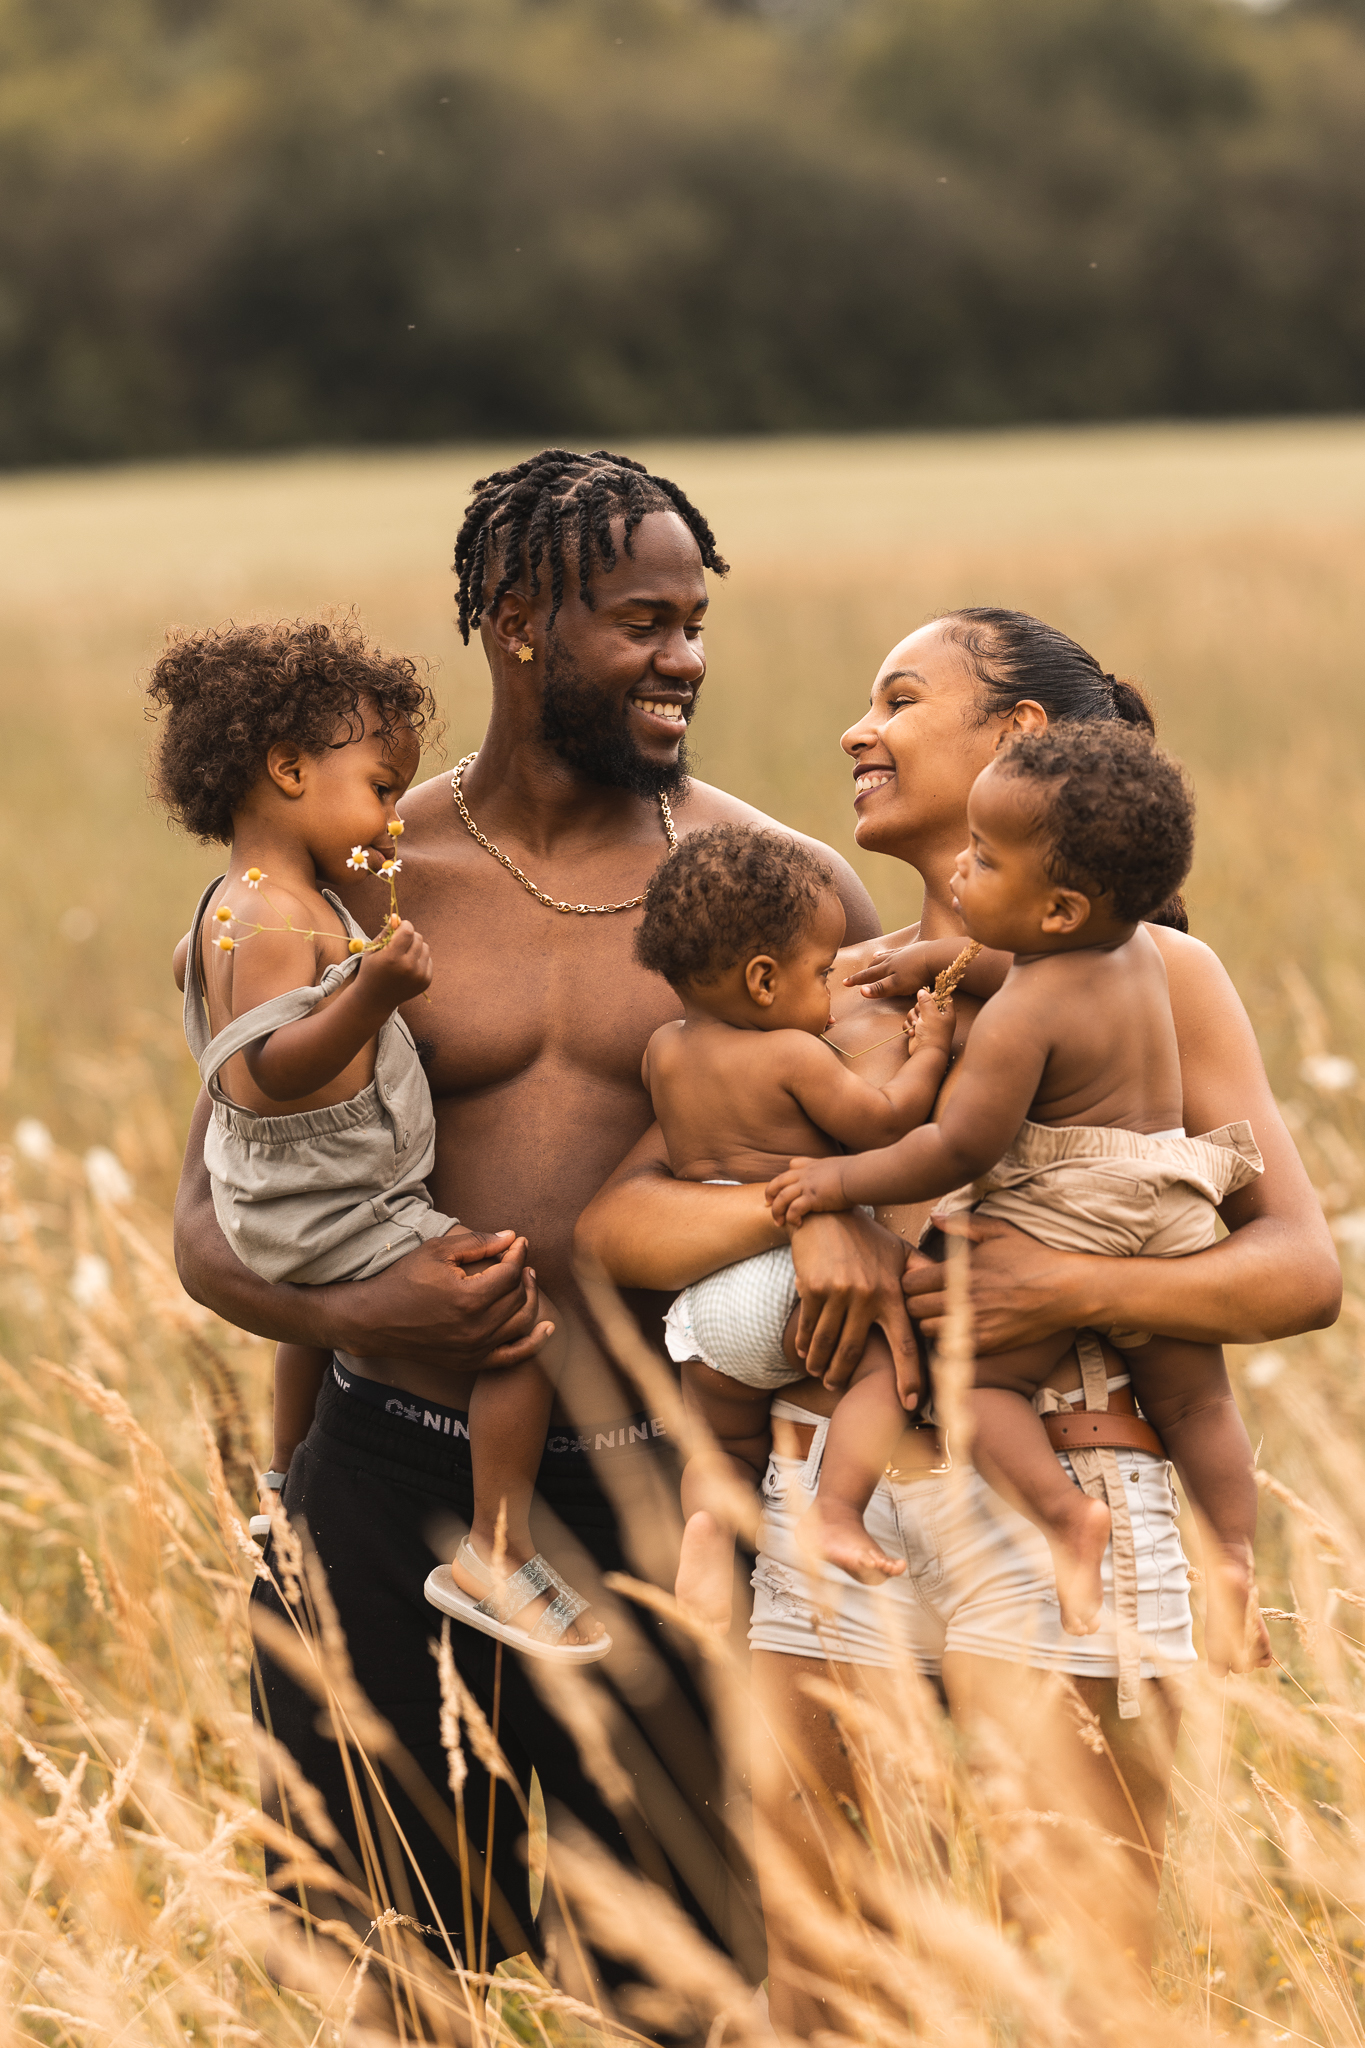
[424,1538,611,1663]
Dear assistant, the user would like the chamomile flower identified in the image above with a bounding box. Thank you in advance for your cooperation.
[214,904,233,924]
[346,847,370,872]
[348,937,365,955]
[217,935,236,952]
[379,858,402,877]
[387,817,405,837]
[242,868,265,888]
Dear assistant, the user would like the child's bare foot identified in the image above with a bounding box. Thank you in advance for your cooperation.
[1047,1494,1112,1636]
[451,1533,606,1648]
[1204,1546,1272,1674]
[675,1511,735,1635]
[797,1499,907,1586]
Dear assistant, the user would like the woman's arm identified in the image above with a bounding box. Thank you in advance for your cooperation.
[904,935,1341,1348]
[174,1093,552,1367]
[574,1124,917,1389]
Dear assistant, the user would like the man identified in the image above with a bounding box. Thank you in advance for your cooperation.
[173,447,893,1996]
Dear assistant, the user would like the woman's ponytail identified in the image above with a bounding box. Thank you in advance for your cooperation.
[1106,675,1155,733]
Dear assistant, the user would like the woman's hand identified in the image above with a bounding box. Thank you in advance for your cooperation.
[788,1210,914,1391]
[766,1157,850,1227]
[903,1211,1096,1350]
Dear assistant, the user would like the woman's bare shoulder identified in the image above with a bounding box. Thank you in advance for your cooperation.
[1147,925,1246,1040]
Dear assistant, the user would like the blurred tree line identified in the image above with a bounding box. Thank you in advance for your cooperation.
[2,0,1364,463]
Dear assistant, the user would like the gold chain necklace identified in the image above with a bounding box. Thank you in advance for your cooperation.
[450,752,678,915]
[821,1024,911,1057]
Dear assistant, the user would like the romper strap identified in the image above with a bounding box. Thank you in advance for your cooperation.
[183,881,366,1107]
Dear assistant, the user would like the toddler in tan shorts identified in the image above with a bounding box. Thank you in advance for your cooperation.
[770,722,1264,1644]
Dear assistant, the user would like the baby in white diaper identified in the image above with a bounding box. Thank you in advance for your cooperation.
[634,823,953,1626]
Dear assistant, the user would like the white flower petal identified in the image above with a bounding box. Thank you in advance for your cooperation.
[85,1146,133,1207]
[14,1119,54,1164]
[70,1253,112,1309]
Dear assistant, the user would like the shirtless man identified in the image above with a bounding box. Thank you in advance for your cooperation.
[171,448,890,1988]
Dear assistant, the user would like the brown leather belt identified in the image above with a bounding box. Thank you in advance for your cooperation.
[1043,1410,1166,1457]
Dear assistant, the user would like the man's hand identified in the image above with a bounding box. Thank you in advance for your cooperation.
[788,1211,914,1393]
[360,919,433,1003]
[766,1156,851,1228]
[327,1227,553,1369]
[904,1211,1095,1351]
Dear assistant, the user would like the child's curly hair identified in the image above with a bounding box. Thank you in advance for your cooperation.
[635,824,836,990]
[994,723,1194,924]
[145,615,440,844]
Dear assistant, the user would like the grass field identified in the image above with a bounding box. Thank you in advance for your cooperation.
[3,421,1365,2044]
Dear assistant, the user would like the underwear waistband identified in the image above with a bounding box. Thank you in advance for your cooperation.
[329,1357,670,1460]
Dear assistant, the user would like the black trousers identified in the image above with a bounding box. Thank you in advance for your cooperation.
[250,1370,764,1983]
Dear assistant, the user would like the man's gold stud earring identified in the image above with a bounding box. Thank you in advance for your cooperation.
[517,643,535,664]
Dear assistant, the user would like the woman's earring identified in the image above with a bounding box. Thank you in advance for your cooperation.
[517,643,534,664]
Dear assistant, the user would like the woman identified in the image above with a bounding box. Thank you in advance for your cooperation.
[576,607,1340,2030]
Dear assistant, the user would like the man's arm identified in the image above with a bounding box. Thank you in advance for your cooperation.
[805,838,881,947]
[574,1123,917,1390]
[174,1093,552,1367]
[905,936,1341,1348]
[574,1123,784,1291]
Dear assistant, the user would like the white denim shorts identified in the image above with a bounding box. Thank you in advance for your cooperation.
[749,1403,1196,1681]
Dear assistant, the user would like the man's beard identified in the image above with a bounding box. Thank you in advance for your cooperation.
[539,640,694,800]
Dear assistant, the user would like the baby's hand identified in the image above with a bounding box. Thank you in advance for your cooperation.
[766,1156,851,1227]
[360,918,433,1002]
[907,988,954,1059]
[844,940,935,1004]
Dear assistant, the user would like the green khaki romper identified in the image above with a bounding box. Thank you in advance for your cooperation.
[183,876,457,1287]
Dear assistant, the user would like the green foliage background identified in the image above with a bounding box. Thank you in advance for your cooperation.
[4,0,1365,465]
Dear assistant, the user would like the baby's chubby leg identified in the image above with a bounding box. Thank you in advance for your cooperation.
[801,1330,912,1586]
[970,1338,1111,1637]
[676,1360,775,1634]
[1126,1337,1270,1674]
[451,1298,605,1646]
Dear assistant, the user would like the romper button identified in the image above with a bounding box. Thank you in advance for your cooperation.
[1129,1472,1139,1482]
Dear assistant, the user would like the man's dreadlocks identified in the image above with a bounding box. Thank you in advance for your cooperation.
[453,448,729,644]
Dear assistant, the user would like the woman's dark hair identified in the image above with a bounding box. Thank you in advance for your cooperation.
[994,724,1195,926]
[634,825,835,991]
[145,614,440,844]
[938,606,1188,931]
[940,606,1154,732]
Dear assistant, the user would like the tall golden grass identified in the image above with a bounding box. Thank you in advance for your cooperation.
[3,422,1365,2043]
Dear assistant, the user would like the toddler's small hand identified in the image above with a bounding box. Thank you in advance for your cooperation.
[907,988,954,1058]
[844,940,933,1003]
[766,1156,849,1226]
[362,919,433,1000]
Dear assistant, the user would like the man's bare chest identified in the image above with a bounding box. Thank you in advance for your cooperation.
[378,854,685,1102]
